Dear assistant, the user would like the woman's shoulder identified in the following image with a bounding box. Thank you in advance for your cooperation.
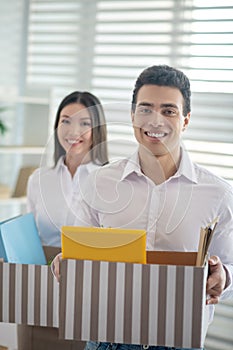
[28,165,56,183]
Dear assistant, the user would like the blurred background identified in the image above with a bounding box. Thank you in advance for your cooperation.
[0,0,232,349]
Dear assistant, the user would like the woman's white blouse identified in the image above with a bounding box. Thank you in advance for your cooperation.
[27,157,100,247]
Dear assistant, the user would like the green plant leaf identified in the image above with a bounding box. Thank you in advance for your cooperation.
[0,120,7,134]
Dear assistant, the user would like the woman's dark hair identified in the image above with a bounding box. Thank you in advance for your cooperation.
[131,65,191,116]
[54,91,108,166]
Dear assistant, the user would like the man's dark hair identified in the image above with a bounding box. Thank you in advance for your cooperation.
[131,65,191,116]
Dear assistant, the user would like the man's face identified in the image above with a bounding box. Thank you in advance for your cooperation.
[131,84,190,157]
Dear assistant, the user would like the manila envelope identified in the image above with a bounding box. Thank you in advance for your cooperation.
[61,226,146,264]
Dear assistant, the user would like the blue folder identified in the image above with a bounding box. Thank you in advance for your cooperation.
[0,223,8,262]
[0,212,46,265]
[0,216,22,261]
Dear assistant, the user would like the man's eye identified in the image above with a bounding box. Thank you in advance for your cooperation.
[163,109,177,116]
[136,108,152,114]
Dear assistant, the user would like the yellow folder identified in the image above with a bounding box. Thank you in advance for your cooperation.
[61,226,146,264]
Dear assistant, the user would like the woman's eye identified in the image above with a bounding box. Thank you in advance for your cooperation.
[60,118,70,124]
[80,121,91,127]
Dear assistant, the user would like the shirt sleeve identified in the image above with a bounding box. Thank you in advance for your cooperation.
[209,186,233,300]
[26,171,37,214]
[72,175,100,227]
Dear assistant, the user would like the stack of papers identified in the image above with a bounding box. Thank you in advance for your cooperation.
[196,217,219,266]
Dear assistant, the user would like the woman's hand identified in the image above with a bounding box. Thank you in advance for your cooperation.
[51,252,62,282]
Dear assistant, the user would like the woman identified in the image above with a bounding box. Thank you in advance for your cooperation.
[17,91,109,350]
[28,90,108,247]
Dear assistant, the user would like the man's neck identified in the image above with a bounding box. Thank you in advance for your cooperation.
[138,146,181,185]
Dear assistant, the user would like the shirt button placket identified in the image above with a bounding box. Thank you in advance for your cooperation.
[147,187,160,249]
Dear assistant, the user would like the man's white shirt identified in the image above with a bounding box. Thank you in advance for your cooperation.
[73,147,233,306]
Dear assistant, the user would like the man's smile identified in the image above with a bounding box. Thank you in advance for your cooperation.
[145,131,168,138]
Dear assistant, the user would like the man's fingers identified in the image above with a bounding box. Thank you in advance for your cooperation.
[208,255,220,266]
[206,295,220,305]
[206,255,227,305]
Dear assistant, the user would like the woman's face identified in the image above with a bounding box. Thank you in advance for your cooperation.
[57,103,92,160]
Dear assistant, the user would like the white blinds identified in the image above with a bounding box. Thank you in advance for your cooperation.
[92,0,176,101]
[1,0,233,184]
[0,0,24,93]
[26,0,233,96]
[205,300,233,350]
[90,0,233,182]
[92,0,233,97]
[26,0,82,88]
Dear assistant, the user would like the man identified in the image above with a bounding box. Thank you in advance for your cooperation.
[55,65,233,350]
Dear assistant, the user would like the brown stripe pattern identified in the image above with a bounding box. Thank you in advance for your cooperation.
[0,262,59,327]
[59,260,208,348]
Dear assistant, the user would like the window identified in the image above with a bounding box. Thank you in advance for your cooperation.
[1,0,233,184]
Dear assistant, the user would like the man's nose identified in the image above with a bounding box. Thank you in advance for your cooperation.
[148,112,164,127]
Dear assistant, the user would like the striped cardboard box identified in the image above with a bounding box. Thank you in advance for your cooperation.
[59,259,209,348]
[0,262,59,327]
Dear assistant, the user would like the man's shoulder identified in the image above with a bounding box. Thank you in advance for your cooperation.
[88,158,128,181]
[194,162,233,193]
[82,158,130,205]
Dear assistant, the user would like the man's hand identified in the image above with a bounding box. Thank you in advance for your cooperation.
[206,255,226,305]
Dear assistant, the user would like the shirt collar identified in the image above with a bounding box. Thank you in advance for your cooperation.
[121,145,198,184]
[174,145,198,184]
[121,149,143,180]
[55,156,100,175]
[55,156,65,173]
[85,161,101,173]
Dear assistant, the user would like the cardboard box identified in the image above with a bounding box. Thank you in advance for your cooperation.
[14,247,84,350]
[11,166,37,198]
[59,252,210,348]
[17,324,85,350]
[0,261,59,327]
[0,247,60,327]
[0,248,210,348]
[0,184,10,199]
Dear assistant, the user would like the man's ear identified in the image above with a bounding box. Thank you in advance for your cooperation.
[182,112,191,131]
[131,110,135,122]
